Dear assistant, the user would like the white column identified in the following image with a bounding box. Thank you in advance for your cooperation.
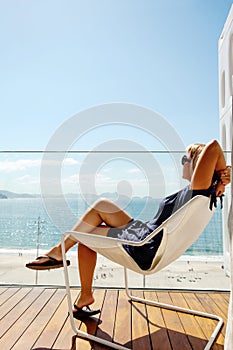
[219,5,233,276]
[218,5,233,349]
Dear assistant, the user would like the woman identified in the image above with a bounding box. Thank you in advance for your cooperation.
[26,139,231,318]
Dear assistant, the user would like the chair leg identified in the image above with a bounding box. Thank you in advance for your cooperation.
[61,233,131,350]
[124,268,223,350]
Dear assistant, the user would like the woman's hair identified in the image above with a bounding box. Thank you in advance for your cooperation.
[186,143,206,170]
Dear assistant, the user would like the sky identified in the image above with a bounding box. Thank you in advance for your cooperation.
[0,0,232,196]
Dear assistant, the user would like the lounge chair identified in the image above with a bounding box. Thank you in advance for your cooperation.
[61,195,223,350]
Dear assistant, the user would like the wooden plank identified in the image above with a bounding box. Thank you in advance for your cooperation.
[222,292,230,303]
[195,293,225,346]
[52,289,82,349]
[157,291,192,350]
[74,288,106,350]
[52,288,106,350]
[0,287,44,338]
[11,288,66,350]
[93,289,118,349]
[169,292,206,350]
[0,287,20,306]
[32,289,69,349]
[131,290,151,350]
[145,291,171,350]
[207,293,228,340]
[0,287,8,295]
[0,288,55,349]
[182,292,223,350]
[208,292,229,315]
[114,289,131,348]
[0,287,32,320]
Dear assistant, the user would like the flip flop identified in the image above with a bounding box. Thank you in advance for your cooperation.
[73,304,101,319]
[25,255,70,270]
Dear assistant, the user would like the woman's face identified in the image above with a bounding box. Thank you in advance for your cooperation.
[182,153,193,181]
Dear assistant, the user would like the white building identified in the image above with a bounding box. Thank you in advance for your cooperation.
[218,5,233,349]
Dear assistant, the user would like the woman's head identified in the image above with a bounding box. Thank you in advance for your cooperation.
[186,143,206,170]
[182,143,205,181]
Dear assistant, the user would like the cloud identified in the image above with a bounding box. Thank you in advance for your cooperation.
[62,174,79,184]
[96,173,114,183]
[63,157,79,165]
[0,157,79,172]
[0,159,41,172]
[16,174,39,185]
[127,167,141,174]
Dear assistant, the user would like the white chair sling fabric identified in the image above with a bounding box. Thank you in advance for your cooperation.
[62,195,223,350]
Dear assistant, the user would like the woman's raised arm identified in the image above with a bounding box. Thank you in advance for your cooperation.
[190,140,226,191]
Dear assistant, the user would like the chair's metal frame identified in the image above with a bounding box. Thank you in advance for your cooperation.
[61,196,224,350]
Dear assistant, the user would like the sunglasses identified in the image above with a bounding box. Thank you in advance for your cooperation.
[181,155,191,165]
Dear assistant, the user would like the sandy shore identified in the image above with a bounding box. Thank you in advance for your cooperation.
[0,250,230,290]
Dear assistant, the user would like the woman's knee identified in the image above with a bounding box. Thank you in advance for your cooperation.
[92,198,113,211]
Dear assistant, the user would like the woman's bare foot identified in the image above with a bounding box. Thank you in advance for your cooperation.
[25,245,71,270]
[45,245,62,260]
[27,246,62,266]
[74,290,95,311]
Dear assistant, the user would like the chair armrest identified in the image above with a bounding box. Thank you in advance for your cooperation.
[64,225,165,249]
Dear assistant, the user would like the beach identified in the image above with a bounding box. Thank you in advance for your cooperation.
[0,250,230,290]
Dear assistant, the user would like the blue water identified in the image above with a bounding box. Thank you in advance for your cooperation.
[0,197,223,255]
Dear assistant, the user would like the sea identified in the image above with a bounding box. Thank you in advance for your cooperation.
[0,196,223,257]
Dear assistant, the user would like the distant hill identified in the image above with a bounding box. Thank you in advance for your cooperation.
[0,190,159,201]
[0,190,40,199]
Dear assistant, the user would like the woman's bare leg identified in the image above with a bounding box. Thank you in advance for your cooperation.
[29,198,131,260]
[71,199,132,309]
[40,198,131,256]
[76,243,97,308]
[27,199,132,308]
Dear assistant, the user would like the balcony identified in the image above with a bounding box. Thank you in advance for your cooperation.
[0,151,231,349]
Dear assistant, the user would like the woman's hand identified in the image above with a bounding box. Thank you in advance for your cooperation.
[215,182,225,197]
[217,166,231,186]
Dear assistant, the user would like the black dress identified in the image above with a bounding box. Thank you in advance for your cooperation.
[107,185,216,270]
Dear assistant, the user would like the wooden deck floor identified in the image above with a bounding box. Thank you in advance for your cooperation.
[0,286,229,350]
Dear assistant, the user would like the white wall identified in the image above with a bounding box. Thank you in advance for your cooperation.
[219,7,233,349]
[219,5,233,276]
